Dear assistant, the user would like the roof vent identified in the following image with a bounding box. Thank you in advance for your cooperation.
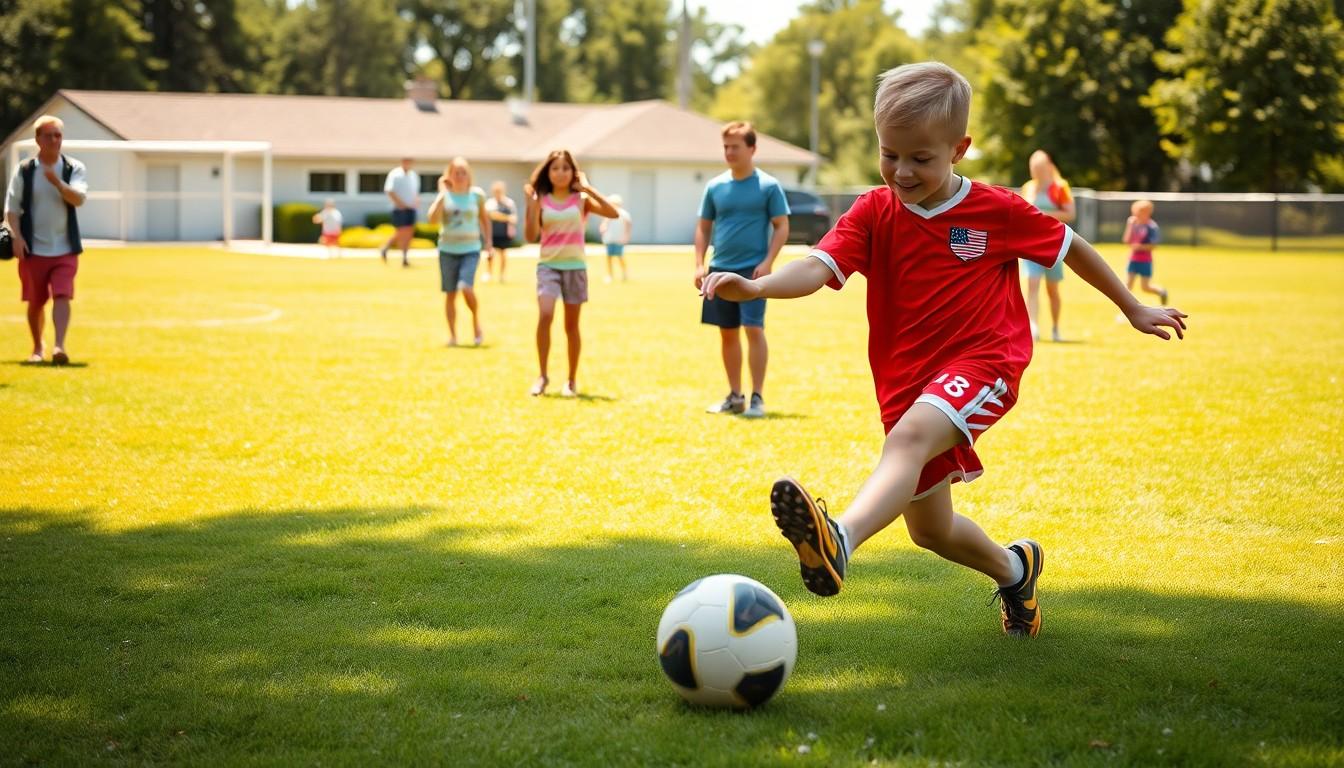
[404,77,439,112]
[507,97,529,126]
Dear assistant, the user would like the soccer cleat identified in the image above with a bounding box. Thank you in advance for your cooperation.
[707,392,746,414]
[770,477,847,596]
[743,392,766,418]
[992,539,1044,637]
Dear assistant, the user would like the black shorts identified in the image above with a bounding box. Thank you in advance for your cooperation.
[391,208,416,228]
[700,266,766,329]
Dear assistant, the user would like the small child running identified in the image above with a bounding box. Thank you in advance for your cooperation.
[700,62,1187,638]
[312,199,343,258]
[1123,199,1167,304]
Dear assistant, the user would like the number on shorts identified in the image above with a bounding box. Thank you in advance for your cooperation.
[933,373,970,398]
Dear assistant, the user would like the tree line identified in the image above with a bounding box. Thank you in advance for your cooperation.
[1,0,1340,192]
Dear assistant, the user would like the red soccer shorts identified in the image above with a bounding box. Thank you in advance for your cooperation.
[884,369,1019,499]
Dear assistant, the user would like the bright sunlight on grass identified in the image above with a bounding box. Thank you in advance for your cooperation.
[1,244,1341,765]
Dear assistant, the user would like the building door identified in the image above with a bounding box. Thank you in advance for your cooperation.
[146,164,179,241]
[628,170,656,243]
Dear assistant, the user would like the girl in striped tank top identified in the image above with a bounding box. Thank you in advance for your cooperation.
[522,149,620,397]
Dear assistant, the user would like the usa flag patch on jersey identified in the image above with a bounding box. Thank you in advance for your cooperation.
[949,227,988,261]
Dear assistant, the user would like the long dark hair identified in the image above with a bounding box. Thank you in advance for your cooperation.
[529,149,581,197]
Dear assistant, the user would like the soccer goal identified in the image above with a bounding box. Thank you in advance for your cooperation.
[7,138,273,245]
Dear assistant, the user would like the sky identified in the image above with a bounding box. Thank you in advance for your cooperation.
[683,0,933,42]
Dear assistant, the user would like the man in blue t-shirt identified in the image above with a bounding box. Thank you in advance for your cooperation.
[693,121,790,418]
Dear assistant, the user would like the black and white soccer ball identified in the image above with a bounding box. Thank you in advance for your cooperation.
[656,574,797,709]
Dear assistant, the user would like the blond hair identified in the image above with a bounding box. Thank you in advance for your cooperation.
[1131,199,1154,216]
[33,115,64,138]
[873,62,971,139]
[721,121,757,148]
[443,156,473,188]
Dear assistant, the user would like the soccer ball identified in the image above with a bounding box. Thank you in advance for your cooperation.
[656,574,797,709]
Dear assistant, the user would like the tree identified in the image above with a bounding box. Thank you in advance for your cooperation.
[403,0,517,100]
[260,0,408,97]
[978,0,1182,190]
[570,0,671,103]
[711,0,921,186]
[1148,0,1344,192]
[141,0,260,92]
[0,0,153,142]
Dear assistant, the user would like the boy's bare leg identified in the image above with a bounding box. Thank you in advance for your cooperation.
[902,484,1015,584]
[836,403,964,548]
[719,327,743,394]
[744,326,767,398]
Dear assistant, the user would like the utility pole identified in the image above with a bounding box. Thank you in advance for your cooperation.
[524,0,537,105]
[677,0,692,109]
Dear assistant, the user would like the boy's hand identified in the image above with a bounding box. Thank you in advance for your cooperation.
[1126,304,1187,340]
[700,271,759,301]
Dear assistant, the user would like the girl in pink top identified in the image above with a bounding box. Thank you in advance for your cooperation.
[522,149,619,397]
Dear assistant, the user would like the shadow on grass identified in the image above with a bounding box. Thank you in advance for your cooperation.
[9,360,91,368]
[0,506,1339,766]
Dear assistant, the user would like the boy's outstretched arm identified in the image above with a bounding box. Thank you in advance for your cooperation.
[1064,235,1187,340]
[700,255,833,302]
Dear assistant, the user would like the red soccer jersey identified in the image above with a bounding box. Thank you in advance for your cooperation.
[812,178,1072,426]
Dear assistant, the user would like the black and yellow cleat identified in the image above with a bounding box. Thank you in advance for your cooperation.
[993,539,1044,637]
[770,477,847,596]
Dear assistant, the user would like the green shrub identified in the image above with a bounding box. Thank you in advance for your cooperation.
[338,225,434,250]
[274,203,321,243]
[365,212,437,242]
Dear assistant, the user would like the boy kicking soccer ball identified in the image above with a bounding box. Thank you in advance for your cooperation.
[700,62,1187,637]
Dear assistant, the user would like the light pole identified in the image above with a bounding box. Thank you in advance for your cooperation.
[807,39,824,189]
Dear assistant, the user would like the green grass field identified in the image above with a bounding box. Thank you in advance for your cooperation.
[1,244,1341,766]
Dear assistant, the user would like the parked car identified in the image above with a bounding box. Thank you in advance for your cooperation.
[784,188,832,244]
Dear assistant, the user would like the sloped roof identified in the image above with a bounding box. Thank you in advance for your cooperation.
[44,90,815,165]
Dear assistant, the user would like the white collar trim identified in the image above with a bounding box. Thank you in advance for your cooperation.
[902,175,971,219]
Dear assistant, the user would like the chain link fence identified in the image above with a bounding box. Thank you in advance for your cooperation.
[817,188,1344,252]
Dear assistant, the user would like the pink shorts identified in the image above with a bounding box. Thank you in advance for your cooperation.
[884,369,1018,499]
[18,254,78,304]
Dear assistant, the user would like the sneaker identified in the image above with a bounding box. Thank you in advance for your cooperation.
[743,392,765,418]
[51,349,69,366]
[562,381,577,397]
[992,539,1044,637]
[1051,328,1063,343]
[706,392,745,414]
[1159,288,1169,304]
[770,477,847,596]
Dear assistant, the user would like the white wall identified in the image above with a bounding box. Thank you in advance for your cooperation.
[271,159,533,234]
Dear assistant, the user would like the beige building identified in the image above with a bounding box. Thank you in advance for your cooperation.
[1,90,816,244]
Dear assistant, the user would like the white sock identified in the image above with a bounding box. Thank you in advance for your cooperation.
[835,521,853,559]
[998,546,1025,588]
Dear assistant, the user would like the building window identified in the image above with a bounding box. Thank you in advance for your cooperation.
[358,172,385,194]
[308,172,345,194]
[419,173,439,195]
